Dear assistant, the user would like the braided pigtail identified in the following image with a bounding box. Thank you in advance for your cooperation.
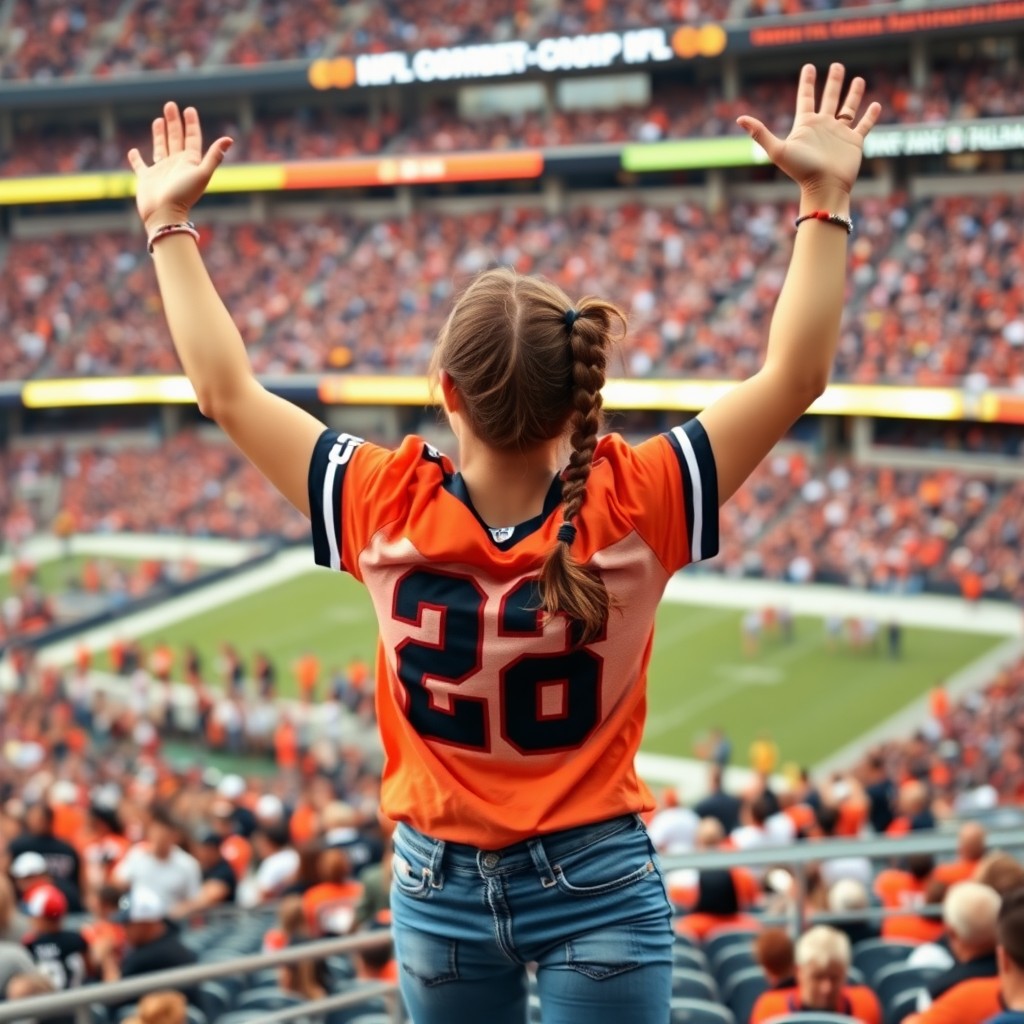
[539,297,623,645]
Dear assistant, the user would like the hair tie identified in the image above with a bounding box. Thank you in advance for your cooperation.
[557,523,577,545]
[564,308,580,332]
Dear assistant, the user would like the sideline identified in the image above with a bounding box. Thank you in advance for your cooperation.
[0,533,261,574]
[34,548,314,667]
[663,573,1023,636]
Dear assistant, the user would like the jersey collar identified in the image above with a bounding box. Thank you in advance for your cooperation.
[443,471,563,551]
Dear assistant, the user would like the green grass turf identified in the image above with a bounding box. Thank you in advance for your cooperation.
[115,569,999,768]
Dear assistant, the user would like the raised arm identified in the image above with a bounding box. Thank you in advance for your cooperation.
[698,63,881,504]
[128,102,325,516]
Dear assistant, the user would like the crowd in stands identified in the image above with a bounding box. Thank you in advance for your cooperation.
[0,0,925,81]
[4,58,1021,177]
[4,193,1021,391]
[1,642,1024,1020]
[0,436,308,550]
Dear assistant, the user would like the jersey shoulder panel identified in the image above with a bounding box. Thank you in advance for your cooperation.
[309,432,451,579]
[592,426,718,573]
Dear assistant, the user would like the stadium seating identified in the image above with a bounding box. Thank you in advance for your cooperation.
[0,0,928,80]
[872,963,944,1014]
[851,938,917,984]
[670,999,736,1024]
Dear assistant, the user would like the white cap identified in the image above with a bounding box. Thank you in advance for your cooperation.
[50,781,78,806]
[11,851,48,879]
[217,774,246,800]
[255,794,284,823]
[115,885,166,923]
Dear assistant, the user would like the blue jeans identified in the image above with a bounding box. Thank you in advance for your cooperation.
[390,813,673,1024]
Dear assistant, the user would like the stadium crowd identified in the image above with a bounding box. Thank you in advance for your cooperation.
[3,194,1021,389]
[0,428,1021,603]
[0,637,1023,1021]
[2,58,1021,177]
[0,0,919,81]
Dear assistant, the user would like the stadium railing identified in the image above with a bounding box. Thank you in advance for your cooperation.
[660,826,1024,932]
[0,932,400,1024]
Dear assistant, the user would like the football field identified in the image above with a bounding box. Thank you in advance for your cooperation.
[113,568,998,769]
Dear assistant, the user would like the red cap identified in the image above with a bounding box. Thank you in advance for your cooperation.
[23,884,67,921]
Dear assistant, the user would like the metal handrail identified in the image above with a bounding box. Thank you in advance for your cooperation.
[0,933,392,1024]
[659,827,1024,872]
[233,982,399,1024]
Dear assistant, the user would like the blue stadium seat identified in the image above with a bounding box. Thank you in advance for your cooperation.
[674,945,710,972]
[249,967,280,987]
[114,1005,138,1023]
[215,1012,264,1024]
[851,939,917,984]
[671,968,718,1002]
[185,1006,207,1024]
[887,987,924,1024]
[872,964,944,1015]
[845,966,865,987]
[325,999,392,1024]
[669,998,736,1024]
[713,947,757,984]
[198,981,231,1022]
[344,1017,394,1024]
[326,954,357,982]
[705,930,758,965]
[721,966,768,1024]
[674,932,699,950]
[234,988,305,1012]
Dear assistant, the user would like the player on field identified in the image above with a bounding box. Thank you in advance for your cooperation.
[127,63,880,1024]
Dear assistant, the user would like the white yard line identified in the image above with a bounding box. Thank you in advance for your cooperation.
[663,574,1023,637]
[35,548,317,667]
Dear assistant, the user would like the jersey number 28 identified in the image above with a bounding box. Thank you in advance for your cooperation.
[393,569,603,755]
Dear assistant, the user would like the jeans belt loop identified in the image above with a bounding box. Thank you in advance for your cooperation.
[428,837,446,889]
[527,837,558,889]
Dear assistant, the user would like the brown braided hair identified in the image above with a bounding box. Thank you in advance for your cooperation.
[431,267,625,645]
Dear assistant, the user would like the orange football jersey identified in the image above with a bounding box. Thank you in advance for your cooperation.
[309,423,718,848]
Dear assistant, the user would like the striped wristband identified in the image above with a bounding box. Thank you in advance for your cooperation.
[147,221,200,254]
[794,210,853,235]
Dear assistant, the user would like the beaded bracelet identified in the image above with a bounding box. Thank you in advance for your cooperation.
[147,221,200,254]
[794,210,854,235]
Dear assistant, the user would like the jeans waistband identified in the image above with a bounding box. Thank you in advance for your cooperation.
[394,814,643,876]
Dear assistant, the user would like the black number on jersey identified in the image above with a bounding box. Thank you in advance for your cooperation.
[392,571,603,755]
[394,569,488,750]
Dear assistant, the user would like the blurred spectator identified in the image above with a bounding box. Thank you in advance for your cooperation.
[753,926,881,1023]
[321,802,380,879]
[171,829,237,918]
[674,869,761,942]
[992,888,1024,1023]
[97,886,198,1000]
[874,854,944,943]
[935,823,988,886]
[693,766,743,834]
[21,885,89,1000]
[121,991,188,1024]
[253,823,299,901]
[753,927,796,997]
[111,806,201,912]
[0,942,35,996]
[827,879,879,947]
[10,852,82,916]
[917,883,1000,1010]
[6,804,81,907]
[648,789,699,855]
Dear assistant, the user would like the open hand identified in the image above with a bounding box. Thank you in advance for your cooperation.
[128,102,232,234]
[737,63,881,198]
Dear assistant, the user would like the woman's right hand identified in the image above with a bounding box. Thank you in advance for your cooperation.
[128,102,233,234]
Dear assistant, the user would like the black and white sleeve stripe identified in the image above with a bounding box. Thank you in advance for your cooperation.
[308,429,364,571]
[664,418,719,563]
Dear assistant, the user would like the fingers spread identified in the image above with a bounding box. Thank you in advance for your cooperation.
[795,64,816,116]
[184,106,203,157]
[165,101,184,154]
[820,62,846,117]
[199,137,233,178]
[127,148,147,173]
[152,117,168,162]
[856,101,883,138]
[736,116,783,162]
[839,77,865,122]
